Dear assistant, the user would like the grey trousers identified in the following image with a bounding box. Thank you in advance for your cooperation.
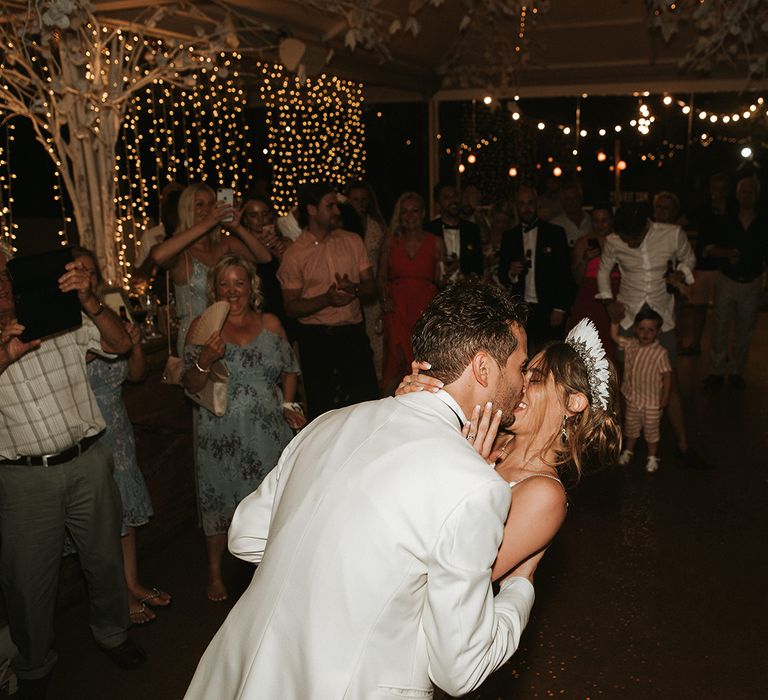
[709,273,763,376]
[0,441,129,680]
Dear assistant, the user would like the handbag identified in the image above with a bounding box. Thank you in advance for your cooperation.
[185,358,230,416]
[161,354,185,385]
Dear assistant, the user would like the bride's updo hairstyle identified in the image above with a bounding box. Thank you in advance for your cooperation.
[535,342,622,484]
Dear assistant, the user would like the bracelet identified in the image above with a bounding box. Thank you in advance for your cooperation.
[87,302,105,318]
[194,360,211,374]
[282,401,303,414]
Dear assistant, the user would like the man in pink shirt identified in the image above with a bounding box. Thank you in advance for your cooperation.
[278,183,379,418]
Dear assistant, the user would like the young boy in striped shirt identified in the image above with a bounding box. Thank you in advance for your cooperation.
[611,306,672,473]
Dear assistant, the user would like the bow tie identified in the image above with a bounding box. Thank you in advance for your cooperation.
[522,220,539,233]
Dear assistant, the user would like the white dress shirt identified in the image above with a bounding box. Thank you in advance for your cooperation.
[597,222,695,331]
[551,210,592,247]
[523,227,538,303]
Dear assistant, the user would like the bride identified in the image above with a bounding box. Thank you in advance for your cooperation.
[398,318,622,579]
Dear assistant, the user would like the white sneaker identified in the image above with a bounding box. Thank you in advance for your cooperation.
[645,456,660,473]
[618,449,634,465]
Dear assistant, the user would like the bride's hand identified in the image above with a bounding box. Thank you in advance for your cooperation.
[395,360,443,395]
[462,402,503,460]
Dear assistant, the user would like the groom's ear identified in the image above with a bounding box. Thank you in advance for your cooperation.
[470,351,493,388]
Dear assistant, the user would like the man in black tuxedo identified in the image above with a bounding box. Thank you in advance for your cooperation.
[498,185,574,351]
[425,183,483,281]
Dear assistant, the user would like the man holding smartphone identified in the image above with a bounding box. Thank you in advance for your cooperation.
[0,246,144,698]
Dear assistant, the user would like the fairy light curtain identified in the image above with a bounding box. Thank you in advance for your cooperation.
[115,52,256,285]
[257,63,366,215]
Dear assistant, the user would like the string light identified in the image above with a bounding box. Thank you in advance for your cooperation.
[258,62,366,215]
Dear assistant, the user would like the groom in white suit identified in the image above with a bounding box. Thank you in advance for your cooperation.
[186,280,538,699]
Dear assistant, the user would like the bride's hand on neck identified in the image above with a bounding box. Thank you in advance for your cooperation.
[463,402,503,461]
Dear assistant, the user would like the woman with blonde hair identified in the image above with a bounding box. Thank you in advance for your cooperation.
[151,183,271,355]
[379,192,445,394]
[183,254,305,601]
[71,247,170,624]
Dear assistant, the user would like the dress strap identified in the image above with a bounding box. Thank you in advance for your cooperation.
[509,473,564,490]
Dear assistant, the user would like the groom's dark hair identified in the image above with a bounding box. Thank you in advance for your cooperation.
[412,280,527,384]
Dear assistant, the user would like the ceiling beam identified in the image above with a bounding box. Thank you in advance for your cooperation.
[435,77,768,102]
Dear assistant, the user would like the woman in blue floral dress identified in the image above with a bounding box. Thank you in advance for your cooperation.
[75,249,171,625]
[183,254,305,601]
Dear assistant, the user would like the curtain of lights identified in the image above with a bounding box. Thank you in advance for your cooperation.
[0,52,255,286]
[113,51,254,285]
[257,63,366,215]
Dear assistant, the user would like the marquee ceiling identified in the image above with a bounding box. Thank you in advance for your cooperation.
[5,1,766,101]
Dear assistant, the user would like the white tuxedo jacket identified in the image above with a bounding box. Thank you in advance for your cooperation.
[185,391,535,699]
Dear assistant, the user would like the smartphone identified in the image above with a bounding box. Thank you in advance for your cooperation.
[217,187,235,223]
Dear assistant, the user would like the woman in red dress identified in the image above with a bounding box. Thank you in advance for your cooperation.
[379,192,445,394]
[567,203,620,362]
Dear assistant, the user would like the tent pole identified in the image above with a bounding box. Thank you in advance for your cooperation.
[428,96,440,219]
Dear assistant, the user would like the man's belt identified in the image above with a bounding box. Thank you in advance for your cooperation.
[0,433,103,467]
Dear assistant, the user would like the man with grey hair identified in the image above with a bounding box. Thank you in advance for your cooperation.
[0,246,142,698]
[551,181,592,247]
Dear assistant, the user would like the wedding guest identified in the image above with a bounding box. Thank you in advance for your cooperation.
[347,181,387,380]
[499,185,574,353]
[551,181,592,247]
[277,182,379,419]
[378,192,444,394]
[183,254,304,602]
[652,191,684,226]
[597,202,706,469]
[425,182,483,282]
[150,183,271,355]
[241,194,292,328]
[73,248,171,625]
[567,203,618,361]
[612,307,672,473]
[482,199,516,286]
[703,176,768,390]
[0,247,142,696]
[681,173,730,356]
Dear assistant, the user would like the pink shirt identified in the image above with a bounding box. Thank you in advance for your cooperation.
[277,228,372,326]
[616,338,671,407]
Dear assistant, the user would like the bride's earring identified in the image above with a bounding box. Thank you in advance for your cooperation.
[561,414,568,443]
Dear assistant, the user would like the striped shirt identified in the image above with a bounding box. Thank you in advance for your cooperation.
[616,338,671,408]
[0,316,110,459]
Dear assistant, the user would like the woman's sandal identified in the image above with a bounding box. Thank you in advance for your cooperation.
[129,603,156,625]
[139,587,172,608]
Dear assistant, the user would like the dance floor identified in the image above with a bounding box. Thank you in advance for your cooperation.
[25,310,768,700]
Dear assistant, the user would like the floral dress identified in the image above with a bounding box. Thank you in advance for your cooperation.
[87,356,154,534]
[185,329,300,536]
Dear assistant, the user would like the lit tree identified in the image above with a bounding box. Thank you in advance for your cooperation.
[0,0,244,282]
